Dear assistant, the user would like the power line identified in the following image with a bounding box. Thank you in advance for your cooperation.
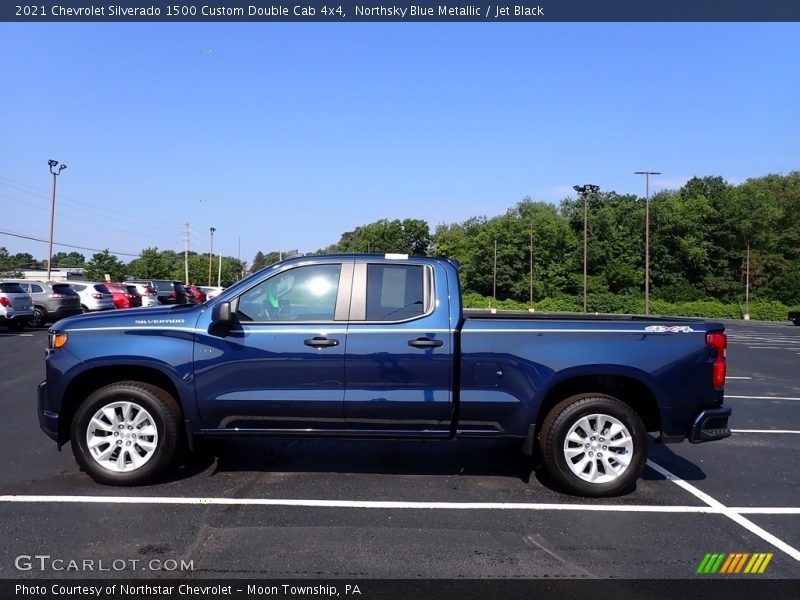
[0,228,141,257]
[0,176,178,233]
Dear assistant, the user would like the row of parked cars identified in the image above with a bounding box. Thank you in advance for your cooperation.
[0,278,224,330]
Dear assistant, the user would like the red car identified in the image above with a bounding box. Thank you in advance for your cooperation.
[184,284,207,304]
[105,283,142,309]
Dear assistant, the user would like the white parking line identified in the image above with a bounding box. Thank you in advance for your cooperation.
[725,376,752,380]
[732,429,800,434]
[647,460,800,562]
[727,395,800,401]
[0,494,721,513]
[748,346,787,349]
[733,507,800,514]
[0,333,33,337]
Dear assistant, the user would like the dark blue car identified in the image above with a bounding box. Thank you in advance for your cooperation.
[38,254,730,496]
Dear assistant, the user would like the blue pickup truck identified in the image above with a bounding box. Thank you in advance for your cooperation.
[38,254,731,496]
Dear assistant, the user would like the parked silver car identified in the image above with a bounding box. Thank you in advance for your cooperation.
[69,282,116,312]
[0,281,35,330]
[10,280,82,328]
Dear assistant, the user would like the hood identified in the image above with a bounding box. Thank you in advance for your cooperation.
[52,304,203,332]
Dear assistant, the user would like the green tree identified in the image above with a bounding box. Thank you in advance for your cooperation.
[51,251,85,267]
[128,247,170,279]
[324,218,432,255]
[84,250,127,281]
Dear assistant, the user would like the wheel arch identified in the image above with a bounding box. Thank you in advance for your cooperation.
[524,370,661,454]
[58,366,184,444]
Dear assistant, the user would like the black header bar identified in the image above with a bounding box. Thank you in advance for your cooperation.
[3,0,800,22]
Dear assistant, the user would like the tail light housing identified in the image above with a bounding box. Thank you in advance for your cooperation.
[0,297,10,307]
[706,332,727,388]
[91,293,102,299]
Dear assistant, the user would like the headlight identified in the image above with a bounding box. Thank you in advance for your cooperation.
[49,332,68,349]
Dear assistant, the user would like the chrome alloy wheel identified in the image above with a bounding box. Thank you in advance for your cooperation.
[563,413,633,484]
[85,401,159,472]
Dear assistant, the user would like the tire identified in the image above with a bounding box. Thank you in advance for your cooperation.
[29,307,46,328]
[80,305,89,313]
[70,381,182,486]
[538,393,647,497]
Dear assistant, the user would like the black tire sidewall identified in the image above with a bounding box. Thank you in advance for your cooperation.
[71,383,179,486]
[543,395,647,497]
[30,307,46,328]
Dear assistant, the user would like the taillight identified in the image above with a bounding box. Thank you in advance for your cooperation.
[706,332,727,388]
[50,293,66,299]
[0,297,10,307]
[172,291,178,298]
[92,293,102,299]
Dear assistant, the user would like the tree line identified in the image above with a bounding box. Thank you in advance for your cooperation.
[2,172,797,312]
[301,172,800,312]
[0,247,245,288]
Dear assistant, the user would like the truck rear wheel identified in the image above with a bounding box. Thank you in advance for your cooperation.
[71,381,182,486]
[538,393,647,497]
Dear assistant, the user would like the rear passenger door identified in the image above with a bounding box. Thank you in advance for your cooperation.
[343,260,453,434]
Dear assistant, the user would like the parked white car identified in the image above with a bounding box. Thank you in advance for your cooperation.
[69,282,115,312]
[127,282,159,307]
[0,281,35,330]
[199,285,224,299]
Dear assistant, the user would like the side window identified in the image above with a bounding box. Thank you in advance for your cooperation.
[31,284,44,293]
[237,264,341,323]
[366,265,425,321]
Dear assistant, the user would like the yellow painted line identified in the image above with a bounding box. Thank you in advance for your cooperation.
[758,554,773,574]
[748,553,765,573]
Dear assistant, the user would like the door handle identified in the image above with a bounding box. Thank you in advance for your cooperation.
[304,336,339,348]
[408,337,443,348]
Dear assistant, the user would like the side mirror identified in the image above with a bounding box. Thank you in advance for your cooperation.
[210,301,232,335]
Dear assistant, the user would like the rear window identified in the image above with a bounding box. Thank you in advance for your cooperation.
[366,264,426,321]
[52,284,78,296]
[173,282,186,293]
[0,283,26,293]
[93,284,111,294]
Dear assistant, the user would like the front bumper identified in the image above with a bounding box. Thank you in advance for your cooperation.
[688,407,731,443]
[37,381,60,443]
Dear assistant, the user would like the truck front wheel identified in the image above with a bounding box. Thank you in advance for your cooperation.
[538,394,647,497]
[71,381,182,485]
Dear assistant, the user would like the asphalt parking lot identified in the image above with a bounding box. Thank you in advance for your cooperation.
[0,320,798,582]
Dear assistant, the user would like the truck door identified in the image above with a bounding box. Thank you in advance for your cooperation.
[343,260,453,435]
[193,261,353,431]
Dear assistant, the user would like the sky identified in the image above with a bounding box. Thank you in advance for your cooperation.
[1,23,798,266]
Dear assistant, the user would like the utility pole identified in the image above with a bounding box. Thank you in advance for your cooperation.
[635,171,661,315]
[573,184,599,313]
[493,239,497,305]
[208,227,216,286]
[46,159,67,281]
[217,251,222,287]
[183,222,190,284]
[529,222,534,307]
[744,243,751,320]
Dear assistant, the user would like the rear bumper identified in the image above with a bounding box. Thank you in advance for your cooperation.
[49,306,82,321]
[37,381,60,443]
[688,407,731,443]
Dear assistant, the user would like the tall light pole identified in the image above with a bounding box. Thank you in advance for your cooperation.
[46,159,67,281]
[635,171,661,315]
[208,227,216,286]
[573,184,599,313]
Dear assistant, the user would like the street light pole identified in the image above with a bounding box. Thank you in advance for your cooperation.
[573,184,599,313]
[46,159,67,281]
[208,227,216,286]
[635,171,661,315]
